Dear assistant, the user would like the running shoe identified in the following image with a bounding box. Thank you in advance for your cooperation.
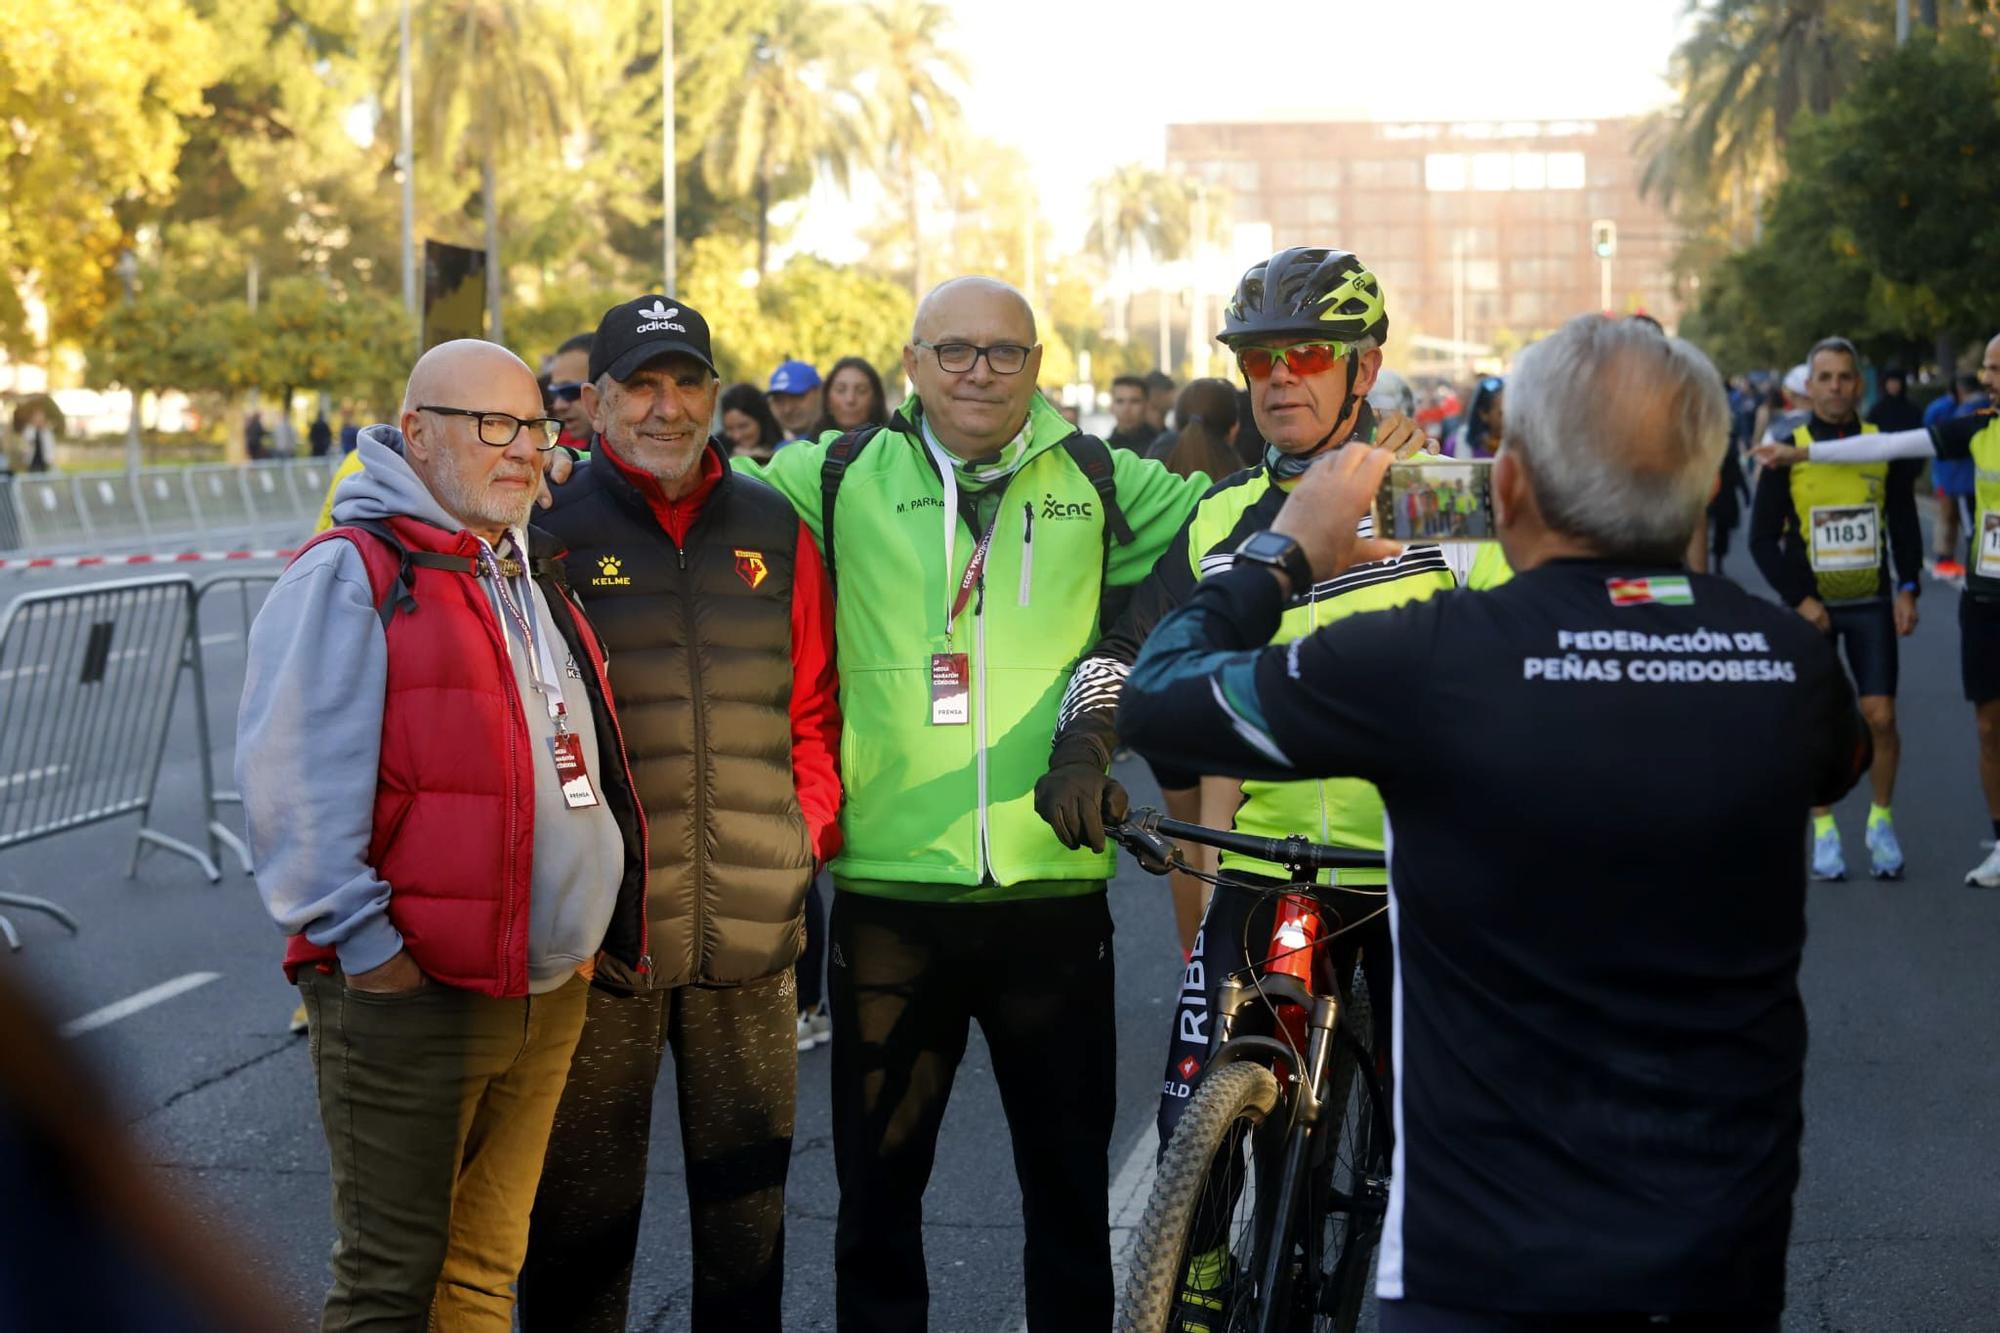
[1865,818,1904,880]
[1935,558,1967,580]
[1811,828,1846,881]
[795,1004,832,1051]
[1966,843,2000,888]
[289,1001,309,1036]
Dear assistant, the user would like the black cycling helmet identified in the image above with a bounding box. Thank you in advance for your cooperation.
[1218,248,1389,351]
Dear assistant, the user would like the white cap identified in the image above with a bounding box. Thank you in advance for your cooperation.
[1782,364,1810,398]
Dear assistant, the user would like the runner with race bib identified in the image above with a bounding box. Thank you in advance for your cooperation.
[1753,330,2000,887]
[1748,336,1922,881]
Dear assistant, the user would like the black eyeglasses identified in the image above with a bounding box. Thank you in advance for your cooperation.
[912,339,1036,375]
[547,381,584,404]
[418,406,561,450]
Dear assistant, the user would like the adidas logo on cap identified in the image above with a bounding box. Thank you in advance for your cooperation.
[636,300,684,334]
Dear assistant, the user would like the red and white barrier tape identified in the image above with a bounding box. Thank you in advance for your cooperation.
[0,548,299,572]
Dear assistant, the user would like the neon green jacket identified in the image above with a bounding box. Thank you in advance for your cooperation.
[738,394,1205,900]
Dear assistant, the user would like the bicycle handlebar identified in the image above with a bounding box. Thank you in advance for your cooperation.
[1108,807,1387,876]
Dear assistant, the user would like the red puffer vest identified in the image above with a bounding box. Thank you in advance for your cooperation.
[281,515,645,997]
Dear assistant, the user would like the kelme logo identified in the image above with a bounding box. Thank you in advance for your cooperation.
[592,554,632,587]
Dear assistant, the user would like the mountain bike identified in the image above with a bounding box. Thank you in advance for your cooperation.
[1109,808,1393,1333]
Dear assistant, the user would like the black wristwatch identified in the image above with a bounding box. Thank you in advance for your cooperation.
[1235,529,1313,593]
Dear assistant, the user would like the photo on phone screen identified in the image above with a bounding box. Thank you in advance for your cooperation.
[1373,459,1496,543]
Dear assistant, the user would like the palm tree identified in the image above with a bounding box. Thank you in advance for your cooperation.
[703,0,865,277]
[849,0,966,300]
[1639,0,1872,221]
[1086,164,1181,345]
[403,0,580,343]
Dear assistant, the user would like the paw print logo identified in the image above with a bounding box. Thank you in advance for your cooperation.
[598,555,622,579]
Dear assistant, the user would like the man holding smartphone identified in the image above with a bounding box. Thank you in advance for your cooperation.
[1034,245,1475,1330]
[1119,314,1869,1332]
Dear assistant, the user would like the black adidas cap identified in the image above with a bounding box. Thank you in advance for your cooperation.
[589,295,717,382]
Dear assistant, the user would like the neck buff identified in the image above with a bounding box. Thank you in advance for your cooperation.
[923,412,1035,488]
[1264,399,1377,482]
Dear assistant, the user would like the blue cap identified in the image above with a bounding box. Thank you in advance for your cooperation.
[768,360,821,394]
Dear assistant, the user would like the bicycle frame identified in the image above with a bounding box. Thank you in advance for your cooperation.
[1199,891,1383,1332]
[1110,809,1392,1331]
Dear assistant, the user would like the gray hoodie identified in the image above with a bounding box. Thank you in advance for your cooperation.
[236,425,626,992]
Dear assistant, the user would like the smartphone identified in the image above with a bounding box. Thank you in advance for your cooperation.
[1373,458,1496,543]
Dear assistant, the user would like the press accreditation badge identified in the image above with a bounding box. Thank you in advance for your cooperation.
[1979,512,2000,580]
[930,653,970,726]
[1809,505,1879,571]
[549,733,600,809]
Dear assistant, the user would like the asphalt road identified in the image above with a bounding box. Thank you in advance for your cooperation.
[3,546,1997,1331]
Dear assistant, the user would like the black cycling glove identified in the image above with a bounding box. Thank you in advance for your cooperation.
[1034,734,1128,854]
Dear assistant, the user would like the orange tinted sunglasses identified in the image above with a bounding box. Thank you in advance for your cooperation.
[1235,340,1351,381]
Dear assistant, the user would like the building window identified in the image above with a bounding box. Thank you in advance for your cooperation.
[1512,152,1546,190]
[1471,152,1513,191]
[1464,259,1500,292]
[1307,195,1341,226]
[1547,152,1586,190]
[1424,153,1467,192]
[1509,290,1544,323]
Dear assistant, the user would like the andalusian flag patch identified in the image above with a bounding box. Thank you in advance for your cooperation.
[1607,576,1693,606]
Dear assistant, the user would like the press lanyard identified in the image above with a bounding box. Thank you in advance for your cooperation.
[921,426,1000,648]
[479,535,569,734]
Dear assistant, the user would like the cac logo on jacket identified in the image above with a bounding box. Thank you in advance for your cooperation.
[734,548,768,590]
[592,554,632,588]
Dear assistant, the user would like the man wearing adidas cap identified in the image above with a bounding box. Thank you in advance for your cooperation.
[520,294,841,1332]
[1120,314,1868,1331]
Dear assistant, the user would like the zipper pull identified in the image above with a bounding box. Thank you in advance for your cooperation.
[1019,501,1034,607]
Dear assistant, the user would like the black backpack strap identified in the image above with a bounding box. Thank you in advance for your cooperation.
[818,425,884,591]
[1060,433,1133,545]
[1059,433,1135,631]
[341,517,478,627]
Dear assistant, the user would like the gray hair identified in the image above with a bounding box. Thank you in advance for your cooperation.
[1507,314,1729,562]
[1806,336,1859,374]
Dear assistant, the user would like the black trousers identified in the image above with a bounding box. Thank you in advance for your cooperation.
[797,874,828,1011]
[829,890,1117,1333]
[519,971,797,1333]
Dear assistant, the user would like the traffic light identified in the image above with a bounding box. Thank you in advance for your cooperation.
[1590,220,1617,260]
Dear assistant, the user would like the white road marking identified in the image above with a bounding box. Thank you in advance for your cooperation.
[999,1122,1159,1333]
[60,971,219,1038]
[0,764,65,788]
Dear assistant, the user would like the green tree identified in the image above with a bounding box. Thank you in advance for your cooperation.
[1810,31,2000,343]
[1640,0,1867,217]
[850,0,967,299]
[0,0,218,352]
[404,0,581,343]
[702,0,864,277]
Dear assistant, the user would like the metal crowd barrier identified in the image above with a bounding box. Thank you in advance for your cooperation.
[191,574,278,877]
[0,575,224,949]
[2,456,342,557]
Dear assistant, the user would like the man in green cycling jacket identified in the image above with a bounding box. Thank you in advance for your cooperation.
[1036,246,1507,1331]
[738,276,1206,1331]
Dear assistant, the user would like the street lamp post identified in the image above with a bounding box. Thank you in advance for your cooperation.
[398,0,418,351]
[662,0,676,293]
[116,249,141,478]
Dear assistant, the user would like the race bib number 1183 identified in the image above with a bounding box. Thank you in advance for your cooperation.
[1810,505,1879,572]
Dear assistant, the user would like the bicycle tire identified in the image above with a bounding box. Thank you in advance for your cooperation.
[1118,1061,1283,1333]
[1311,973,1392,1331]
